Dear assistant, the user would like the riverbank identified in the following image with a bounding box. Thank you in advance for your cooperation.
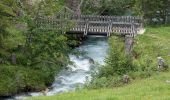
[0,31,80,98]
[0,36,108,100]
[29,26,170,100]
[28,71,170,100]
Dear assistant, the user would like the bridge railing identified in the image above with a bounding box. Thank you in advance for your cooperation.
[35,14,143,36]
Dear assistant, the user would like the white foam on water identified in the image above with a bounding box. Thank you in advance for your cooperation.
[47,36,109,95]
[68,55,91,71]
[14,36,108,99]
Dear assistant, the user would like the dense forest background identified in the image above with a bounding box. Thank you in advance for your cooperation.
[82,0,170,24]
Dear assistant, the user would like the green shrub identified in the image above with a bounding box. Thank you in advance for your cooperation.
[87,77,108,89]
[87,36,135,88]
[0,65,18,96]
[86,76,124,89]
[0,0,71,96]
[0,65,58,96]
[99,36,135,77]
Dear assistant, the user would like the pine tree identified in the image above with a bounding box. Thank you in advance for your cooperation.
[0,0,18,47]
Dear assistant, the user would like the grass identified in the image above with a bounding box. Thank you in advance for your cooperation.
[28,72,170,100]
[28,26,170,100]
[133,26,170,68]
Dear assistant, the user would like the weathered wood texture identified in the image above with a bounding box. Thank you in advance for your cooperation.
[125,35,133,54]
[11,53,16,64]
[35,7,143,37]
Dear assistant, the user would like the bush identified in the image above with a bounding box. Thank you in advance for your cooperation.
[87,77,108,89]
[87,36,135,88]
[99,36,135,77]
[0,65,18,96]
[0,65,58,96]
[0,0,71,96]
[86,76,124,89]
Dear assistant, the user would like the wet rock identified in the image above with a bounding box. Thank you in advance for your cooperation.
[55,80,62,84]
[41,88,49,96]
[166,80,170,83]
[123,74,130,84]
[89,58,94,64]
[157,57,168,71]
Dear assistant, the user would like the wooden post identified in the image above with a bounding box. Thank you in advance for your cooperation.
[11,53,16,64]
[125,35,133,55]
[107,20,112,37]
[131,22,135,37]
[84,19,89,35]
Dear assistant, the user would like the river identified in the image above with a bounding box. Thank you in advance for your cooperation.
[14,36,109,99]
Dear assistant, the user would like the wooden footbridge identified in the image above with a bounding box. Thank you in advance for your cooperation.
[35,7,144,37]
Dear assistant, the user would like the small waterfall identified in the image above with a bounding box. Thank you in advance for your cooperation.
[14,36,108,99]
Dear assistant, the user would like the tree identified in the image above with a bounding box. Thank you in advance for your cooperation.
[134,0,170,24]
[100,37,135,76]
[0,0,71,96]
[0,0,18,47]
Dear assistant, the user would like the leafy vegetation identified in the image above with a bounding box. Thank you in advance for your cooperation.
[86,37,135,88]
[82,0,170,24]
[86,26,170,89]
[0,0,72,96]
[132,26,170,78]
[0,0,18,54]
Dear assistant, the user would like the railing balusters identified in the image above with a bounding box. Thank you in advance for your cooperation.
[36,11,143,36]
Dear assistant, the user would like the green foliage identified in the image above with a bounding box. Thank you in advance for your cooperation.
[0,65,56,96]
[133,26,170,76]
[2,27,26,50]
[18,0,64,18]
[100,36,135,76]
[133,0,170,24]
[0,0,18,47]
[0,0,71,96]
[24,31,70,67]
[82,0,135,15]
[37,0,64,16]
[87,77,108,89]
[87,36,135,88]
[88,26,170,89]
[0,65,18,96]
[82,0,170,24]
[86,76,123,89]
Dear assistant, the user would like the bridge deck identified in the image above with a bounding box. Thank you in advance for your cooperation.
[36,10,143,37]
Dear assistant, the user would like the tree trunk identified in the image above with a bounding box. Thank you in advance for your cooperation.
[66,0,84,16]
[125,35,133,55]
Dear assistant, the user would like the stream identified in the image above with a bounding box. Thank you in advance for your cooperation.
[14,36,109,100]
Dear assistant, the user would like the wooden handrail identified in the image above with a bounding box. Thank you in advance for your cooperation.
[35,13,143,36]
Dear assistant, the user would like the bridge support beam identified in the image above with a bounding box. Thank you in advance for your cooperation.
[107,20,112,37]
[84,19,89,35]
[125,35,133,55]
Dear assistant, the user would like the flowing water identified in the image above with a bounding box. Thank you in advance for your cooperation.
[14,36,109,99]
